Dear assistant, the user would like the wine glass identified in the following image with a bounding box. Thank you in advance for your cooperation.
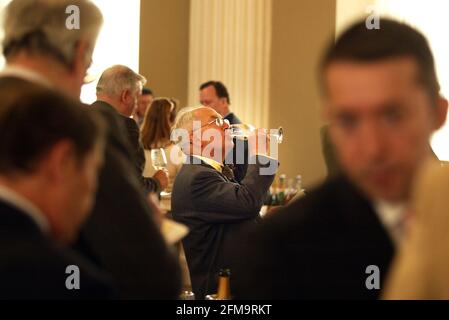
[228,124,284,144]
[150,148,169,196]
[151,148,168,171]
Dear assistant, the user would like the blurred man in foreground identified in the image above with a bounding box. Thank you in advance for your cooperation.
[231,19,447,299]
[0,83,113,299]
[1,0,181,299]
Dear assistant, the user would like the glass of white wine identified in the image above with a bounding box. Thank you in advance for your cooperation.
[228,124,284,144]
[150,148,170,195]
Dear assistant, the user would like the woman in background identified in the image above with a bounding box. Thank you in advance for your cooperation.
[141,98,184,192]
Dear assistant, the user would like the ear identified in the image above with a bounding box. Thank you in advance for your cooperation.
[121,89,132,104]
[434,96,448,130]
[43,140,76,183]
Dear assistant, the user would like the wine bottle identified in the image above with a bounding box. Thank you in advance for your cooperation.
[277,174,287,205]
[216,269,231,300]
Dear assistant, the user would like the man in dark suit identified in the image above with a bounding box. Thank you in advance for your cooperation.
[1,0,181,299]
[95,65,168,195]
[231,19,448,299]
[200,81,247,182]
[0,83,114,299]
[171,106,278,299]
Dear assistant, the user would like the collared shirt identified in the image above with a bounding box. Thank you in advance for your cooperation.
[0,65,54,88]
[192,155,223,173]
[373,200,407,246]
[0,185,50,234]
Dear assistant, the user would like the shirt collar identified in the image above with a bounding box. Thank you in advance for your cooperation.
[0,185,50,234]
[373,200,407,246]
[0,65,54,88]
[192,155,223,173]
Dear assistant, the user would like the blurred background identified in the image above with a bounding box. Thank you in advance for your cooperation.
[1,0,448,187]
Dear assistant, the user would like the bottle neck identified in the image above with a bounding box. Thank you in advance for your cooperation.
[217,276,231,300]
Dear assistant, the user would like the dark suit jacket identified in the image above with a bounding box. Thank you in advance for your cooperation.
[224,112,242,125]
[172,155,277,299]
[230,176,395,300]
[0,201,115,300]
[91,101,160,194]
[224,112,247,182]
[0,78,180,299]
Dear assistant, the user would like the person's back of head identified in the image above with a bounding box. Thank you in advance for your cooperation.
[2,0,103,97]
[140,97,178,150]
[96,65,147,117]
[0,82,106,244]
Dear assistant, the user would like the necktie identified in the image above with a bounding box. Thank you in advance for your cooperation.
[222,165,236,182]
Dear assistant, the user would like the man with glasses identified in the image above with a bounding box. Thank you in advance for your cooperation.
[171,106,278,299]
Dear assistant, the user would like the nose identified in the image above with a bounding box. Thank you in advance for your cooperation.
[360,121,385,161]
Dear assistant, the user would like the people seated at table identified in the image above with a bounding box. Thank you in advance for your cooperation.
[1,0,181,299]
[141,97,185,192]
[171,106,278,299]
[230,18,448,299]
[94,65,168,194]
[0,84,114,299]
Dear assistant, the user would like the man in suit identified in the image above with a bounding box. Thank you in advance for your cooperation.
[200,81,247,182]
[134,87,154,127]
[1,0,181,299]
[231,19,448,299]
[171,106,278,299]
[94,65,168,194]
[0,83,114,299]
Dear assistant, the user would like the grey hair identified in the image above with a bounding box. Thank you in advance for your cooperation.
[96,65,147,98]
[171,106,207,152]
[3,0,103,66]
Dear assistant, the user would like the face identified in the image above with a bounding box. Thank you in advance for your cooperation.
[123,84,142,117]
[200,86,228,117]
[60,145,104,243]
[324,58,446,202]
[191,108,233,161]
[137,94,154,118]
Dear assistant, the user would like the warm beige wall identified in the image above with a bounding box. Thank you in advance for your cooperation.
[269,0,336,187]
[139,0,190,107]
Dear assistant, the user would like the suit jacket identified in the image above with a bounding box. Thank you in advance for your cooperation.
[91,101,160,194]
[172,155,276,299]
[224,112,247,182]
[230,176,395,300]
[67,99,181,299]
[225,112,242,125]
[0,78,180,299]
[0,201,115,300]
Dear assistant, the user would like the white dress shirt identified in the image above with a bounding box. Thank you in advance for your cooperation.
[373,200,407,246]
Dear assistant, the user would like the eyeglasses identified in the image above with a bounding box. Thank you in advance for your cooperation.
[192,117,230,132]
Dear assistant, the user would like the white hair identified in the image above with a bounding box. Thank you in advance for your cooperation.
[3,0,103,66]
[171,106,208,152]
[96,65,147,98]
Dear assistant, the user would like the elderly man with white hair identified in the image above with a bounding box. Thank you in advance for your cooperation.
[0,0,181,299]
[93,65,168,194]
[170,106,278,299]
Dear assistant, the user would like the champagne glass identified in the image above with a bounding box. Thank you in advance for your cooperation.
[228,124,284,144]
